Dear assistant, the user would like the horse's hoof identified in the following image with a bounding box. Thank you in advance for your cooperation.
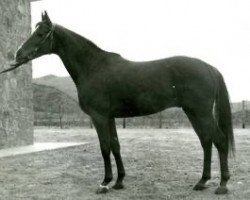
[193,183,206,191]
[96,185,109,194]
[214,186,228,195]
[112,182,124,190]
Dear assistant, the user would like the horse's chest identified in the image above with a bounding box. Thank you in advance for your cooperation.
[77,87,110,115]
[78,98,89,114]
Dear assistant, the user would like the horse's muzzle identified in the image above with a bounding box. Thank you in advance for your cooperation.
[11,57,30,67]
[0,57,30,74]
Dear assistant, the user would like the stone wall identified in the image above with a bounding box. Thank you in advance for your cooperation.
[0,0,33,148]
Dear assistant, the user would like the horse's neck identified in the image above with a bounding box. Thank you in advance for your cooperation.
[53,25,106,83]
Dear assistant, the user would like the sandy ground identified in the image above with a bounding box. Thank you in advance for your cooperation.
[0,128,249,200]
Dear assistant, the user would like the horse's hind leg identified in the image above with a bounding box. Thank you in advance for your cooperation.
[184,108,214,190]
[109,119,126,189]
[213,127,230,194]
[194,140,213,191]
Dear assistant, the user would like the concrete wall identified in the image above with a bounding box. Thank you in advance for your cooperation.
[0,0,33,148]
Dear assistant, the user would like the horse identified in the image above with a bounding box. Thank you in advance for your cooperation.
[1,11,235,195]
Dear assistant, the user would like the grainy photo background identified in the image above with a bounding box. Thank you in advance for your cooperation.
[0,0,250,199]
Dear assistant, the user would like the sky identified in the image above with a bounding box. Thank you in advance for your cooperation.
[31,0,250,102]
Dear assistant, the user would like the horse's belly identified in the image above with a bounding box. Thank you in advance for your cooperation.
[111,92,179,118]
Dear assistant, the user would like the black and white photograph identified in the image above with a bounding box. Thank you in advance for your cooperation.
[0,0,250,199]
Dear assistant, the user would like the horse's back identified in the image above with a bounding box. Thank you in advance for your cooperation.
[125,56,220,110]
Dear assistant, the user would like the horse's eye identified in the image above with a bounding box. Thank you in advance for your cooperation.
[37,33,43,37]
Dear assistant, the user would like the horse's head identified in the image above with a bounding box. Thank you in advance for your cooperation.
[1,11,55,74]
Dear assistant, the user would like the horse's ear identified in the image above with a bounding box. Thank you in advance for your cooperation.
[41,11,52,27]
[41,11,45,20]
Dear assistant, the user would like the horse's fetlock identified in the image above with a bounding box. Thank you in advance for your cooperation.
[104,176,113,184]
[202,175,211,181]
[222,173,230,181]
[118,171,125,179]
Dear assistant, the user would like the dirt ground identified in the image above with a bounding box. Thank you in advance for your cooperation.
[0,128,249,200]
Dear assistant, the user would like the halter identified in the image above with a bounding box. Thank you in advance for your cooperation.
[29,23,55,59]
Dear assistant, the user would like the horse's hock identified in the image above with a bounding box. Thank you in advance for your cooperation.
[0,0,35,148]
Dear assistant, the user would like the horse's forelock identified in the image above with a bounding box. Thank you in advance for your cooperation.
[35,22,43,28]
[35,21,51,29]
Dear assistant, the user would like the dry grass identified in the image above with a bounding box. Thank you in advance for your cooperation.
[0,128,249,200]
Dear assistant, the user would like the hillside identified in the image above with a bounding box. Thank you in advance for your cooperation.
[34,75,78,100]
[33,75,250,128]
[33,83,89,127]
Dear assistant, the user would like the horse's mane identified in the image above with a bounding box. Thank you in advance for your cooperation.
[56,25,116,55]
[56,24,121,58]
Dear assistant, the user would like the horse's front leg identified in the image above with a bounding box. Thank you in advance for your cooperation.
[109,118,126,189]
[91,114,113,194]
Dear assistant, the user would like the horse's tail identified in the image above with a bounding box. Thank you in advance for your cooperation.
[214,73,235,156]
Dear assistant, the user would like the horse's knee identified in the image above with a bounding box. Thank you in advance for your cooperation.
[101,146,111,157]
[111,137,120,151]
[112,148,121,158]
[111,144,122,161]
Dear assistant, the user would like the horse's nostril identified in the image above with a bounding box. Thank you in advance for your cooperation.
[15,50,23,59]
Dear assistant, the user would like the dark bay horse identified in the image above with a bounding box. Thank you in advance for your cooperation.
[2,12,235,195]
